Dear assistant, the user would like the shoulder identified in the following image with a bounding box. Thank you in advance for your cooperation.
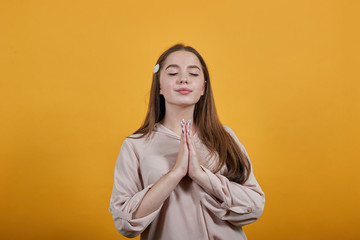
[120,132,156,153]
[122,133,146,148]
[116,134,147,163]
[222,125,245,148]
[222,125,235,134]
[222,125,237,139]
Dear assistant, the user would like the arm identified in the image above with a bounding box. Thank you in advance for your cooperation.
[132,170,183,219]
[187,125,265,227]
[109,129,189,237]
[198,159,265,227]
[132,125,189,218]
[109,138,161,238]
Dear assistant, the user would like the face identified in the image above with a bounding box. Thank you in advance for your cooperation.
[159,50,206,107]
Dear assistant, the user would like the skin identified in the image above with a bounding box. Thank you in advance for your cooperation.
[132,50,222,219]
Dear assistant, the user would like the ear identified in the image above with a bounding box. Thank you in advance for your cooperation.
[201,81,207,95]
[159,88,163,95]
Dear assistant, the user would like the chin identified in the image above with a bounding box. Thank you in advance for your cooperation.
[167,101,197,108]
[165,96,201,107]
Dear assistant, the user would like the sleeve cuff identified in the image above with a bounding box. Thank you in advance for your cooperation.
[109,183,163,222]
[199,165,228,205]
[109,184,164,237]
[199,165,255,215]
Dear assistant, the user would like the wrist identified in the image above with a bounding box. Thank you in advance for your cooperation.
[189,166,206,183]
[170,168,186,181]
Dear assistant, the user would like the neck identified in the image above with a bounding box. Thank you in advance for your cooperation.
[160,104,195,136]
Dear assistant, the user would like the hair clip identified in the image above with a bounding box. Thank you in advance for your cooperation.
[153,64,160,73]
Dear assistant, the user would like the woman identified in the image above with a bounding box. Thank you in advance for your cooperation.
[109,44,265,239]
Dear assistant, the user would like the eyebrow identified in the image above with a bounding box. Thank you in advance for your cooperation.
[165,64,201,70]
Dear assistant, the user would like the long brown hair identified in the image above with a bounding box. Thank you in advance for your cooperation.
[131,43,251,184]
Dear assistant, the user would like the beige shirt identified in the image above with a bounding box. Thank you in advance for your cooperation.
[109,123,265,240]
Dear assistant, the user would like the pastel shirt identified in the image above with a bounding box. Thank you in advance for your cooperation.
[109,123,265,240]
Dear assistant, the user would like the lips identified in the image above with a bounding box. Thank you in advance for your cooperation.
[176,88,192,95]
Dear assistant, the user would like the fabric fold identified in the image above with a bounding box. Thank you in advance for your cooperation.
[196,125,266,228]
[198,164,265,227]
[109,139,163,237]
[110,184,164,238]
[108,123,265,239]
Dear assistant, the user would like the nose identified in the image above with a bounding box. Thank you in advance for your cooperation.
[180,79,188,84]
[178,73,188,84]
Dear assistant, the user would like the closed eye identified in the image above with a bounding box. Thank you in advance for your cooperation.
[168,73,198,76]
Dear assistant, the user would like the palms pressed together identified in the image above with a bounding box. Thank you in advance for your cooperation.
[176,119,203,181]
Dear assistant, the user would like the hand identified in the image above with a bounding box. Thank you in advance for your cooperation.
[171,119,189,178]
[184,120,203,181]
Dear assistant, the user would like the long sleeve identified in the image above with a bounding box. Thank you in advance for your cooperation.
[108,138,163,238]
[199,127,265,228]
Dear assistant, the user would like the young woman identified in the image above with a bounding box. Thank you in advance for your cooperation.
[109,44,265,239]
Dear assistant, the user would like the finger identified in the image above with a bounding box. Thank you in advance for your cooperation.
[181,118,184,136]
[187,121,195,151]
[186,122,191,141]
[188,134,196,153]
[181,119,187,146]
[187,126,197,154]
[187,120,191,137]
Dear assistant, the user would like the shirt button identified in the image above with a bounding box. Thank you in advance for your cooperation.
[247,207,253,213]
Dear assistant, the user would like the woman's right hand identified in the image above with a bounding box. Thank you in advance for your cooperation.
[132,120,189,219]
[171,119,189,178]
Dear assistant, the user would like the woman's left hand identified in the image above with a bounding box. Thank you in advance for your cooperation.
[184,120,203,181]
[184,120,217,197]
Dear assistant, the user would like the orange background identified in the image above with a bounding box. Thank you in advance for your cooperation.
[1,0,359,239]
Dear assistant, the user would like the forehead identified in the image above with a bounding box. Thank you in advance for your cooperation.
[164,50,201,68]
